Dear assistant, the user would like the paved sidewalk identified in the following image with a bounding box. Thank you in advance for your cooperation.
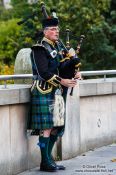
[18,144,116,175]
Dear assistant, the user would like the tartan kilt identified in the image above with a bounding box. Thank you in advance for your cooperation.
[27,87,56,130]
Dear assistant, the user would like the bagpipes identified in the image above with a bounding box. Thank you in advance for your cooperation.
[59,27,85,95]
[57,30,85,96]
[69,34,85,96]
[61,29,85,96]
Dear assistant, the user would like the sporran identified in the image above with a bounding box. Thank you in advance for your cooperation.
[49,88,65,127]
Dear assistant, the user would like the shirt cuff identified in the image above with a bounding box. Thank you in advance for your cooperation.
[47,75,62,87]
[75,62,82,68]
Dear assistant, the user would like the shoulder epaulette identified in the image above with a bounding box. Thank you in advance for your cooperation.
[32,43,46,50]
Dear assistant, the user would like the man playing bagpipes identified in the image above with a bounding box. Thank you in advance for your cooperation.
[27,2,81,172]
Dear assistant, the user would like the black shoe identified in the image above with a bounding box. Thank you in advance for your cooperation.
[40,162,58,172]
[49,156,66,170]
[56,164,66,170]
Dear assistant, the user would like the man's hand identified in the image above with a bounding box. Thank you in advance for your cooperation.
[61,79,77,87]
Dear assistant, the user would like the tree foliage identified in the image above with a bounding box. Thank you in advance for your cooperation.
[0,18,22,64]
[0,0,116,70]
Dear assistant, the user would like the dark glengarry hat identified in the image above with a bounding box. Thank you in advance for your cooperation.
[42,17,59,28]
[42,8,59,28]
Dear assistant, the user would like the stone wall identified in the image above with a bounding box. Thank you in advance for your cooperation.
[0,78,116,174]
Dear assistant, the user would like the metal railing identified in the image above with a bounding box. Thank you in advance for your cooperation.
[0,70,116,88]
[81,70,116,76]
[0,74,33,80]
[0,74,33,88]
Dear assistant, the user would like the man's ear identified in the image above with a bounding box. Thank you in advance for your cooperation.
[43,29,47,35]
[43,30,45,35]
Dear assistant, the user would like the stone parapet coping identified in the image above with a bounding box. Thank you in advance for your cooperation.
[0,78,116,105]
[0,84,31,105]
[79,78,116,97]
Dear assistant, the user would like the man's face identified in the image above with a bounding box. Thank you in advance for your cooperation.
[44,26,60,42]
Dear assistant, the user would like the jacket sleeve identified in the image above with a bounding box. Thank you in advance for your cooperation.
[31,46,62,87]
